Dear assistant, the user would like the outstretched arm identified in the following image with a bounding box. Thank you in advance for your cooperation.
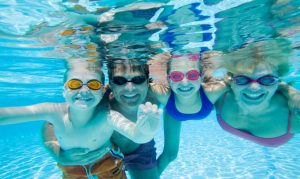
[157,111,181,175]
[109,102,162,144]
[202,75,230,104]
[0,103,59,125]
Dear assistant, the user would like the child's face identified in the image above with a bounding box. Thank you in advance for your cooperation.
[63,70,103,109]
[168,58,202,97]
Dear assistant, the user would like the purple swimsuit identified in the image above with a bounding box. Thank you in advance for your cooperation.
[123,140,157,170]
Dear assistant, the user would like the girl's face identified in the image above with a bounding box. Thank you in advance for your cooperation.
[230,63,279,113]
[168,58,202,97]
[64,70,103,109]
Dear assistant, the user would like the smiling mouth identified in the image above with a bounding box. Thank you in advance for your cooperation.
[243,93,265,100]
[75,97,93,102]
[178,87,193,92]
[123,94,138,98]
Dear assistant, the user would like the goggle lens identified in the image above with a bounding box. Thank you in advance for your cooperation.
[186,70,200,80]
[169,71,184,82]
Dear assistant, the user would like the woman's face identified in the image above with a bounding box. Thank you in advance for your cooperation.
[168,58,201,97]
[230,63,279,112]
[64,69,103,109]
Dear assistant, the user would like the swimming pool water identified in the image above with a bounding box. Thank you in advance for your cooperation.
[1,112,300,178]
[1,0,300,178]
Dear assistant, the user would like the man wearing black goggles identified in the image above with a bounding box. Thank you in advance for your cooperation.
[112,76,148,85]
[107,61,160,179]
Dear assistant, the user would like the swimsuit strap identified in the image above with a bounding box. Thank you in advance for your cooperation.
[218,92,228,114]
[287,111,292,133]
[110,144,124,159]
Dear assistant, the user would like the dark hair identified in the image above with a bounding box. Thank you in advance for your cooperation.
[107,59,149,81]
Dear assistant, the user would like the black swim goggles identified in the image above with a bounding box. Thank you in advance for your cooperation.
[66,79,102,90]
[112,76,147,85]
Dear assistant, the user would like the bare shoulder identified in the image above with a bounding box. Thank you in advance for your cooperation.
[203,80,230,104]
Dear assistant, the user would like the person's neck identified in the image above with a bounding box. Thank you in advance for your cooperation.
[111,100,139,121]
[236,102,271,118]
[69,106,96,127]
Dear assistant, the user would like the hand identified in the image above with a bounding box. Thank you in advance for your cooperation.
[136,102,162,135]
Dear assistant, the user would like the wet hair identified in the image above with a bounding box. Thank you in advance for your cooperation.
[210,38,293,77]
[107,59,149,80]
[166,54,203,75]
[63,61,104,83]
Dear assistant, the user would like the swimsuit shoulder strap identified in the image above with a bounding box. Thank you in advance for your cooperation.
[287,111,293,133]
[218,92,228,114]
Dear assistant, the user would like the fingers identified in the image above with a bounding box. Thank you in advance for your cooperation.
[139,102,160,114]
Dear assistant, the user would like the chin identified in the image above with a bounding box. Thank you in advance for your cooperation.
[237,100,269,114]
[73,100,97,109]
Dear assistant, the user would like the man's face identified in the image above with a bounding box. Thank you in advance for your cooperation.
[110,64,149,108]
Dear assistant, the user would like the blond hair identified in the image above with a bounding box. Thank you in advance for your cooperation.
[209,38,293,77]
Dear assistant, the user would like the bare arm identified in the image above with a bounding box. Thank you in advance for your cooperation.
[277,82,300,133]
[149,82,170,105]
[202,77,230,104]
[278,82,300,112]
[109,102,161,144]
[157,111,181,175]
[0,103,61,125]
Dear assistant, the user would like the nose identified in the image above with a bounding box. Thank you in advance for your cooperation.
[78,85,90,93]
[181,77,189,84]
[125,82,135,91]
[249,81,261,90]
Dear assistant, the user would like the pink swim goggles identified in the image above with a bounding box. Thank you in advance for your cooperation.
[169,70,200,82]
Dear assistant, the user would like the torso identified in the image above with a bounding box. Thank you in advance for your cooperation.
[51,103,114,152]
[216,91,294,146]
[165,88,213,121]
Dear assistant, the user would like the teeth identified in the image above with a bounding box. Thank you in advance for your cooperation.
[244,93,264,100]
[124,94,136,97]
[179,87,192,91]
[246,93,261,98]
[75,97,92,101]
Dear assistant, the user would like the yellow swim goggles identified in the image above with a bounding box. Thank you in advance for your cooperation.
[66,79,102,90]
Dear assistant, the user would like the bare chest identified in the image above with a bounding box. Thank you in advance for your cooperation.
[55,115,114,151]
[221,99,290,138]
